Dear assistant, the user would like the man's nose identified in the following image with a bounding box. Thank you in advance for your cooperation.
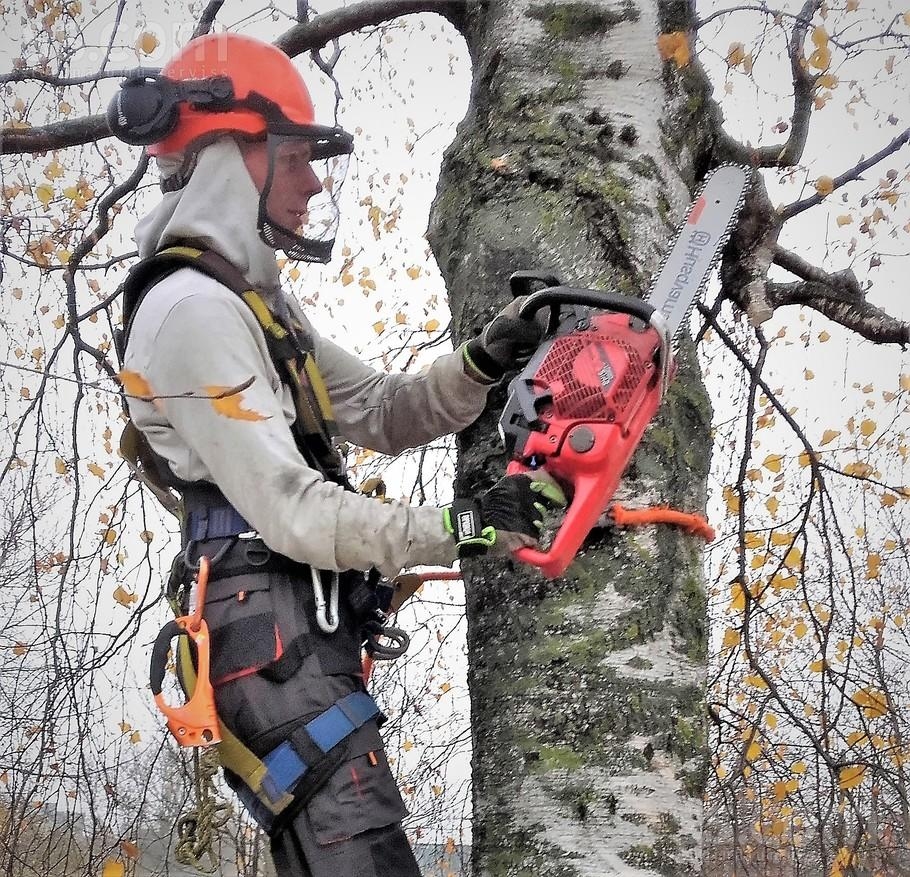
[301,164,322,200]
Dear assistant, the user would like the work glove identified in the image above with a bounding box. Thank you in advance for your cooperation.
[443,474,567,558]
[463,297,545,383]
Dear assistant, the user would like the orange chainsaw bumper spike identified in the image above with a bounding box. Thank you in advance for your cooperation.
[150,556,222,747]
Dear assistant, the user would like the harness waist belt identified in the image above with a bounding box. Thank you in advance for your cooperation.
[260,691,381,804]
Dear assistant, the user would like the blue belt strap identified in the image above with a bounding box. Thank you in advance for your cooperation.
[260,691,380,804]
[186,505,252,541]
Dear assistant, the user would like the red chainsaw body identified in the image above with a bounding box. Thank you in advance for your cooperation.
[502,311,674,578]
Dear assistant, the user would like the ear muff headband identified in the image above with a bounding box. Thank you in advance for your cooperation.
[106,71,235,146]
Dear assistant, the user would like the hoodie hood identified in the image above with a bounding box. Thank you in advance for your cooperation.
[135,138,281,291]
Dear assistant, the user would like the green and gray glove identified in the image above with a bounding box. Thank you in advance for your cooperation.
[463,297,545,383]
[443,474,567,558]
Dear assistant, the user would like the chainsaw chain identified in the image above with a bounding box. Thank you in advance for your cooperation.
[646,162,751,339]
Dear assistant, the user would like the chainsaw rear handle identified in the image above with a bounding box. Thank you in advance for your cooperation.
[518,287,656,335]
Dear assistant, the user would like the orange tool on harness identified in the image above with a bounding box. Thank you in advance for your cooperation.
[149,556,222,747]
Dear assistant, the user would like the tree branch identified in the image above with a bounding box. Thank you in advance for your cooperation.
[274,0,467,55]
[749,0,820,168]
[778,126,910,220]
[1,0,467,156]
[192,0,226,39]
[767,245,909,345]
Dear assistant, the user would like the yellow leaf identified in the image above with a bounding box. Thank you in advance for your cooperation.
[860,418,876,437]
[52,314,66,329]
[744,532,764,550]
[726,42,746,68]
[814,175,835,196]
[765,713,778,729]
[881,494,898,507]
[784,547,802,568]
[13,642,28,656]
[816,72,839,88]
[373,321,386,335]
[820,429,840,446]
[745,739,762,762]
[766,496,779,517]
[128,731,141,745]
[838,764,866,790]
[721,628,741,649]
[36,183,54,206]
[402,739,414,752]
[118,369,156,400]
[791,760,806,775]
[798,450,813,468]
[140,530,154,543]
[288,267,300,282]
[424,318,440,333]
[112,585,137,607]
[395,311,407,325]
[102,862,125,877]
[440,681,451,693]
[20,387,31,400]
[794,620,808,638]
[205,386,270,422]
[762,453,783,473]
[810,659,826,673]
[730,582,747,612]
[88,462,106,478]
[836,214,852,227]
[846,730,868,746]
[104,528,117,545]
[854,687,889,719]
[135,31,159,55]
[744,673,768,689]
[844,461,873,478]
[770,531,791,547]
[341,272,354,286]
[54,457,68,475]
[118,721,132,733]
[723,485,740,515]
[406,266,421,280]
[656,31,691,68]
[819,330,831,342]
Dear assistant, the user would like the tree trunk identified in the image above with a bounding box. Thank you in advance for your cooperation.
[428,1,722,873]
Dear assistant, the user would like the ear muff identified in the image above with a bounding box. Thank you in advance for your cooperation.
[107,72,235,147]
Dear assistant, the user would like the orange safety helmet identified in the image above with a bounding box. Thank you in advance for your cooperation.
[147,32,317,157]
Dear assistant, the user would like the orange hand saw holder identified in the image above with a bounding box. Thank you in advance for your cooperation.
[149,556,222,747]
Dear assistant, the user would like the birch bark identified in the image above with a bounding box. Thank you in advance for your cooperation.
[429,1,722,873]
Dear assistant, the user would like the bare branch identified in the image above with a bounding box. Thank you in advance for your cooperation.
[192,1,227,39]
[1,114,110,155]
[274,0,467,55]
[750,0,820,168]
[778,126,910,220]
[767,246,910,345]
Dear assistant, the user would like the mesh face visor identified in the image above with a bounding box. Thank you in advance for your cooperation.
[256,127,352,264]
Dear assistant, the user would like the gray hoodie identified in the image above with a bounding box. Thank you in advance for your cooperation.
[125,139,490,577]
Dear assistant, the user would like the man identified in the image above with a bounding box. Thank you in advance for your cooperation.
[112,32,562,876]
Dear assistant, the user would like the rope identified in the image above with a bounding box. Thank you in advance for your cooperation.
[174,747,233,874]
[609,503,715,541]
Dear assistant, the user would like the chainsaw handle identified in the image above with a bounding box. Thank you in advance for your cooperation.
[519,287,655,334]
[150,619,182,696]
[509,271,562,298]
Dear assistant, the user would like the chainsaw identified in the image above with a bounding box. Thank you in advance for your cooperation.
[500,164,750,578]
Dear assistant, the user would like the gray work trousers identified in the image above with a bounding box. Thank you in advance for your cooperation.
[192,540,421,877]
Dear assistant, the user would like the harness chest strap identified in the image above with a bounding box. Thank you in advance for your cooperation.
[117,244,344,496]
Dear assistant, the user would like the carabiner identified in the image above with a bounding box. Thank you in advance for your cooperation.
[311,567,339,634]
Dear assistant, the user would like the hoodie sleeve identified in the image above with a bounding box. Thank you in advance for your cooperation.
[313,333,492,456]
[125,275,459,577]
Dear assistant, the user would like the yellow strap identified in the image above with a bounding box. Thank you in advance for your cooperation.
[175,637,294,816]
[160,245,205,259]
[302,353,338,431]
[241,290,291,342]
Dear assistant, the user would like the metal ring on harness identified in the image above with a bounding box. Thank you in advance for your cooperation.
[183,536,235,572]
[311,567,340,634]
